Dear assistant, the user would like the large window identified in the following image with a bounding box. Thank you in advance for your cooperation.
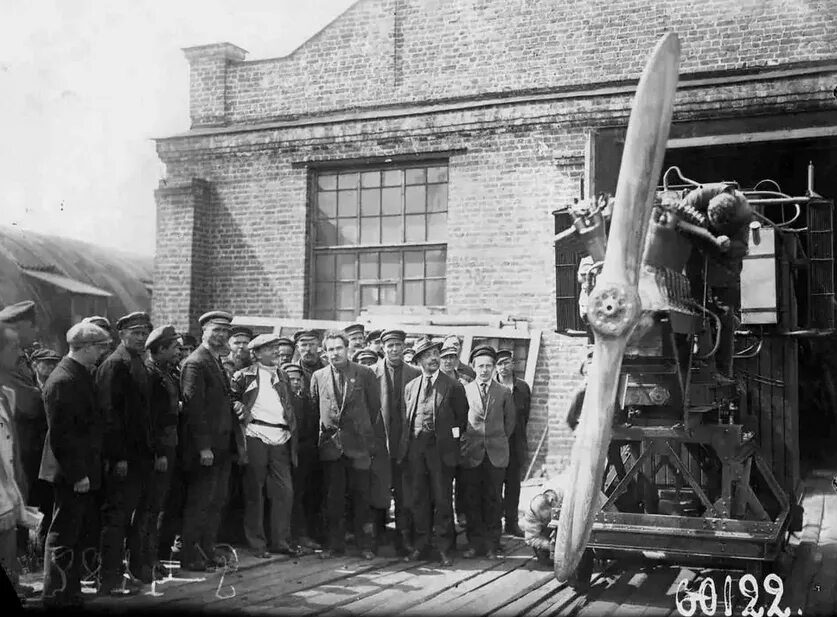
[311,164,449,320]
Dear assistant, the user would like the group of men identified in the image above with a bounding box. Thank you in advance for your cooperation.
[0,302,532,607]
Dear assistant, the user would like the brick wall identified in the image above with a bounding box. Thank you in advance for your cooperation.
[156,0,837,472]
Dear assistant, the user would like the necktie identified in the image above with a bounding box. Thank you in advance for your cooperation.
[480,382,488,405]
[424,376,433,400]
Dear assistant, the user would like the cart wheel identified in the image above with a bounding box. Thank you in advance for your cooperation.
[562,549,595,592]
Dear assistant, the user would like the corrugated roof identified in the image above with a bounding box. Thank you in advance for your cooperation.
[22,269,113,297]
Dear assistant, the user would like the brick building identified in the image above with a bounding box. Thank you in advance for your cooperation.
[153,0,837,472]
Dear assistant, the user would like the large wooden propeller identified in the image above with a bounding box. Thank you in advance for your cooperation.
[553,32,681,581]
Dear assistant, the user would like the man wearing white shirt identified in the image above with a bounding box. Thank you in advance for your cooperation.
[231,334,298,558]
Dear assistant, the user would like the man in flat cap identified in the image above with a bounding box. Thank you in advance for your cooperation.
[344,323,366,357]
[82,316,116,358]
[40,322,111,608]
[352,349,380,367]
[228,326,254,373]
[460,345,516,560]
[294,330,325,392]
[310,330,381,559]
[276,337,295,366]
[179,311,239,571]
[230,334,298,558]
[366,329,384,359]
[371,329,420,555]
[284,362,321,551]
[96,311,154,594]
[127,325,182,582]
[440,343,460,380]
[495,350,530,538]
[396,337,468,566]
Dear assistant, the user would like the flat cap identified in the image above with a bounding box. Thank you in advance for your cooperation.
[281,362,303,376]
[440,344,458,358]
[180,333,198,347]
[352,349,379,365]
[365,329,383,343]
[0,300,36,324]
[230,325,254,340]
[293,329,320,344]
[344,323,365,337]
[458,364,476,380]
[412,336,442,361]
[496,349,513,362]
[248,333,282,351]
[276,337,294,348]
[83,315,112,331]
[469,344,497,363]
[145,324,179,350]
[66,322,111,346]
[30,348,62,363]
[380,329,406,344]
[116,311,152,331]
[198,311,233,328]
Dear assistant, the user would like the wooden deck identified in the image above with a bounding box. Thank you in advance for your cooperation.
[21,470,837,615]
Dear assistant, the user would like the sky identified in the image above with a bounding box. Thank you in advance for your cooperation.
[0,0,357,257]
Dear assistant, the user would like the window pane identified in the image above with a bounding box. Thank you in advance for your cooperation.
[379,284,397,305]
[318,192,337,219]
[405,168,426,184]
[337,283,354,309]
[316,221,337,246]
[359,252,378,279]
[338,190,358,217]
[405,185,426,214]
[427,212,447,242]
[337,254,356,280]
[360,217,380,245]
[404,281,424,305]
[405,214,426,242]
[381,215,402,241]
[314,283,334,308]
[360,285,379,308]
[383,170,401,186]
[313,308,333,320]
[316,254,336,280]
[338,173,358,189]
[381,187,401,215]
[360,189,380,216]
[338,218,358,245]
[427,166,448,183]
[425,249,446,277]
[361,171,380,188]
[404,250,424,278]
[427,184,447,213]
[426,279,445,305]
[337,309,355,321]
[380,252,400,279]
[318,174,337,190]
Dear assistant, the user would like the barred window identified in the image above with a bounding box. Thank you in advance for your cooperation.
[310,164,448,320]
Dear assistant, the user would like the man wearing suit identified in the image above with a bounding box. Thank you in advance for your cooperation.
[495,349,531,537]
[310,330,380,560]
[460,345,516,560]
[231,333,298,558]
[371,329,420,554]
[179,310,240,571]
[96,311,154,594]
[40,322,111,608]
[397,337,468,567]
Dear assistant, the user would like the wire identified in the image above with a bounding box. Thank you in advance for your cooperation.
[685,299,723,360]
[662,166,702,191]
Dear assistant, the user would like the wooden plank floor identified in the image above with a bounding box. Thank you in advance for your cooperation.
[19,470,836,615]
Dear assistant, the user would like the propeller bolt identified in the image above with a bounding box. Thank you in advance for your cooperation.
[587,283,641,337]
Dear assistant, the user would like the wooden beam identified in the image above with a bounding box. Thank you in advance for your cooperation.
[667,125,837,149]
[523,329,542,388]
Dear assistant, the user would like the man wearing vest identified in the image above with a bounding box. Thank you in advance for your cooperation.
[397,337,468,567]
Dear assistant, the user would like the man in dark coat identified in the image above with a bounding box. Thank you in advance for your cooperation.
[40,322,111,608]
[285,362,322,550]
[495,349,531,537]
[179,310,240,571]
[96,311,154,594]
[397,337,468,567]
[310,330,380,560]
[130,325,181,581]
[295,330,326,391]
[372,329,420,554]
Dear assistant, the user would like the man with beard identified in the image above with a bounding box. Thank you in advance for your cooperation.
[495,349,530,538]
[310,331,380,560]
[397,337,468,567]
[371,329,419,555]
[227,326,254,372]
[179,311,240,571]
[294,330,325,390]
[40,322,111,608]
[96,311,154,595]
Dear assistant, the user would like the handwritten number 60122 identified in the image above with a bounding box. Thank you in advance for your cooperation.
[675,573,790,617]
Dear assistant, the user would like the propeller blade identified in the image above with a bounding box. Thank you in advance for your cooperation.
[553,31,681,582]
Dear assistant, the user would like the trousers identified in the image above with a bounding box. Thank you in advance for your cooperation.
[180,452,232,564]
[323,456,371,551]
[463,454,506,552]
[242,437,293,552]
[406,433,455,554]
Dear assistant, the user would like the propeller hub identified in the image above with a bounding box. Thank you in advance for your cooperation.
[586,283,641,337]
